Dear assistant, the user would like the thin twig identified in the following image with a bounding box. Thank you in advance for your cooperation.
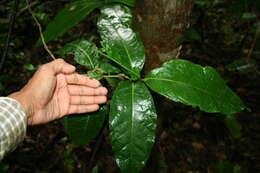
[26,0,56,60]
[0,0,20,72]
[18,0,39,16]
[103,74,131,80]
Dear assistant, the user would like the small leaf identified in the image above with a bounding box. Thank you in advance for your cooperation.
[105,0,136,7]
[87,71,103,80]
[97,4,145,80]
[57,40,100,69]
[23,64,36,71]
[225,115,242,138]
[109,81,157,173]
[64,106,107,146]
[36,0,103,47]
[145,59,246,115]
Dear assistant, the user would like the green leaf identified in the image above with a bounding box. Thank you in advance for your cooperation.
[109,81,157,173]
[57,40,100,69]
[97,4,145,80]
[225,115,242,138]
[98,60,121,74]
[87,71,103,80]
[64,106,107,146]
[145,59,246,115]
[36,0,103,47]
[105,0,136,7]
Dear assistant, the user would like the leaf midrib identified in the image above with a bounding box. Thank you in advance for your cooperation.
[145,77,233,105]
[103,8,139,78]
[71,43,95,69]
[130,82,135,170]
[97,50,137,78]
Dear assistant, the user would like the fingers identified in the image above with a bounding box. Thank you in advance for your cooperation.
[68,104,100,114]
[66,73,100,88]
[68,85,108,96]
[46,59,76,74]
[70,96,107,105]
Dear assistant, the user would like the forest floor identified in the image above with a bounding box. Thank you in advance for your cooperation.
[0,1,259,173]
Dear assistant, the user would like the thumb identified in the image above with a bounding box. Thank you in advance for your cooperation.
[49,59,76,74]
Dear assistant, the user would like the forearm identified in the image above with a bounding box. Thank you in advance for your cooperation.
[0,97,27,160]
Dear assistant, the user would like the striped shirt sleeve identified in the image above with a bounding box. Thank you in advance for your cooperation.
[0,97,27,160]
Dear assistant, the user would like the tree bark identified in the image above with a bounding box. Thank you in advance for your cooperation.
[134,0,193,74]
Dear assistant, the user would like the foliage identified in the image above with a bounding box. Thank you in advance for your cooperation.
[51,2,246,172]
[36,0,136,47]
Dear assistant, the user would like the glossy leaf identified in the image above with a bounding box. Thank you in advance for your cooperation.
[109,81,157,173]
[105,0,136,7]
[225,115,242,138]
[64,106,107,146]
[57,40,100,69]
[36,0,103,47]
[97,4,145,80]
[145,59,246,115]
[98,60,121,74]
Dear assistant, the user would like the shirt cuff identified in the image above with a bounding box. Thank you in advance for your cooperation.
[0,97,27,160]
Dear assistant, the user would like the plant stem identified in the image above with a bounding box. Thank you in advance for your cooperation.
[103,74,131,80]
[26,0,56,60]
[96,50,112,60]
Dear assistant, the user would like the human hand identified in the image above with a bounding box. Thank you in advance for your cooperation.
[9,59,108,125]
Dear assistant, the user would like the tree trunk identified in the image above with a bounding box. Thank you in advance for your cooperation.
[133,0,193,172]
[134,0,193,74]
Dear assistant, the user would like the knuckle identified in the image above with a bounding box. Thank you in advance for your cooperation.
[56,58,65,63]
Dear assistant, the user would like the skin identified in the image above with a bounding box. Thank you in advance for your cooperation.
[9,59,108,125]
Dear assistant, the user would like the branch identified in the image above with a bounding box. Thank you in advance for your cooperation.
[18,0,39,16]
[26,0,56,60]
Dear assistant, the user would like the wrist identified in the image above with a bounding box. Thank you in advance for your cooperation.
[8,91,33,119]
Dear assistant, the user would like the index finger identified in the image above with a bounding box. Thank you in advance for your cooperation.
[65,73,100,88]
